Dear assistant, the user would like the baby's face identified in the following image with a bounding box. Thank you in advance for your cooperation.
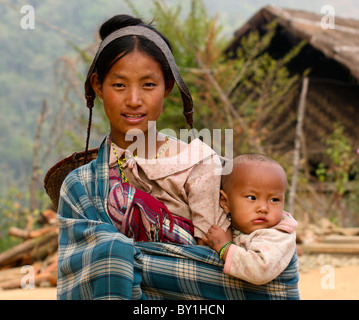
[220,162,287,234]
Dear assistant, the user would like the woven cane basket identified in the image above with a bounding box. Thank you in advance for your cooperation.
[44,148,99,212]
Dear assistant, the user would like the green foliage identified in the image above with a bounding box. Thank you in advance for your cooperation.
[326,122,355,194]
[0,187,29,251]
[149,0,226,133]
[317,122,355,195]
[316,163,327,183]
[137,1,303,158]
[313,122,359,226]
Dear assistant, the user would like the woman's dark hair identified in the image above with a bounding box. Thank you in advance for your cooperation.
[95,14,174,89]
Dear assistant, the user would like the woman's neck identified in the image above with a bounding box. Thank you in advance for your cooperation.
[111,128,168,159]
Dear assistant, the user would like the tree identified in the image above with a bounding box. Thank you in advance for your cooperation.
[142,0,302,158]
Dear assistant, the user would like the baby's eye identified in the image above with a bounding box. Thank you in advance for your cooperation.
[246,195,256,201]
[270,198,280,203]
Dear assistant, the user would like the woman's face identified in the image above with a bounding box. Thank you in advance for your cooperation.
[91,49,172,148]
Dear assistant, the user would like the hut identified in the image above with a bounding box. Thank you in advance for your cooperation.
[225,5,359,175]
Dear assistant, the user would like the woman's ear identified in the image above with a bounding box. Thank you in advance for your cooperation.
[219,190,230,214]
[164,78,175,98]
[90,73,103,99]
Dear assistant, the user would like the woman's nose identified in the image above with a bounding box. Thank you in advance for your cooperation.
[126,88,142,107]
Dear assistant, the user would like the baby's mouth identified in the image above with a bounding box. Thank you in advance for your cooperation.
[252,217,268,223]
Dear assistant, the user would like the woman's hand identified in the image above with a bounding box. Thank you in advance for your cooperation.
[202,225,232,254]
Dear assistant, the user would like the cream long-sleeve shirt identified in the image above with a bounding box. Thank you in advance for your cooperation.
[109,134,231,238]
[224,213,298,285]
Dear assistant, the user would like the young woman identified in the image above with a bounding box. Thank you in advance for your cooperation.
[55,14,299,300]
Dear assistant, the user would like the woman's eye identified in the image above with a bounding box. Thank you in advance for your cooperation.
[144,82,156,88]
[246,195,256,201]
[113,83,125,88]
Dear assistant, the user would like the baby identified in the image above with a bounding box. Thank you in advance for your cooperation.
[202,153,298,285]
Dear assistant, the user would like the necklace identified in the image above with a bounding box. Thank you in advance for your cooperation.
[111,136,169,183]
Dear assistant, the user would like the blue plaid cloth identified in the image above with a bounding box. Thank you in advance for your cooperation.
[57,135,300,300]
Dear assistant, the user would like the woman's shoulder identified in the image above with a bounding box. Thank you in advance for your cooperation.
[139,135,221,179]
[165,135,218,160]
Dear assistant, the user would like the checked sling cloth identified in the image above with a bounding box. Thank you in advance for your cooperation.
[56,135,300,300]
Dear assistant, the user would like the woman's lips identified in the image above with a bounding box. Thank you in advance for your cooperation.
[121,113,146,124]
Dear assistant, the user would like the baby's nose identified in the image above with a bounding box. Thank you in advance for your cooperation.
[257,201,269,213]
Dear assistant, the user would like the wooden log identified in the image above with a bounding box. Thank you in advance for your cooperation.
[0,263,41,289]
[337,228,359,236]
[36,260,58,287]
[0,278,22,290]
[30,236,58,261]
[35,273,57,287]
[301,243,359,254]
[41,209,57,224]
[0,242,34,267]
[29,225,58,239]
[0,267,23,285]
[0,260,57,289]
[0,253,32,270]
[8,227,29,239]
[8,225,58,240]
[0,230,58,267]
[322,235,359,244]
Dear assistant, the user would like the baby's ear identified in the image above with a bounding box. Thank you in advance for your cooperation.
[219,190,230,213]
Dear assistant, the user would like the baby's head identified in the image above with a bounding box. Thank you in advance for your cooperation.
[221,154,287,234]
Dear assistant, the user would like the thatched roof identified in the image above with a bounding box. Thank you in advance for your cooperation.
[225,6,359,170]
[226,5,359,83]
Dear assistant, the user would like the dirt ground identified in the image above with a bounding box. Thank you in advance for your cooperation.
[298,264,359,300]
[0,265,358,300]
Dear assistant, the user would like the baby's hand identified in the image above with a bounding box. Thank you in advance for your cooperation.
[202,225,232,253]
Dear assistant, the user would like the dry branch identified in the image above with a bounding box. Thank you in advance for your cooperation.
[195,53,264,153]
[288,77,309,214]
[28,100,47,231]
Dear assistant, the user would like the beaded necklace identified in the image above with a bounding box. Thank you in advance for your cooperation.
[111,136,169,183]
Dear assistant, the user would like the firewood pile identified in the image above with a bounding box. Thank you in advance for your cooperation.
[0,209,58,290]
[296,216,359,271]
[296,217,359,254]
